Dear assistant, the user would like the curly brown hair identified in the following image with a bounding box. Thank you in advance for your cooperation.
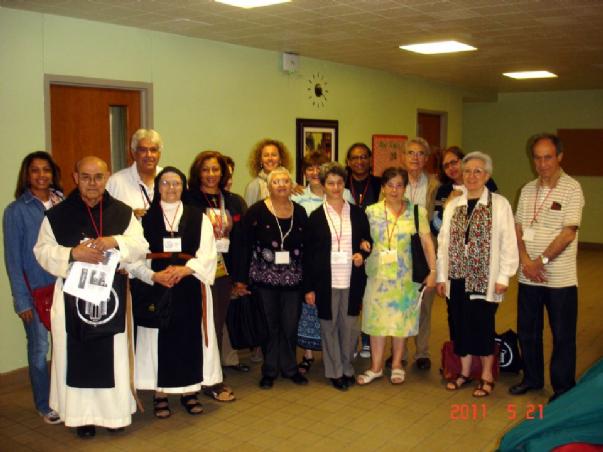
[247,138,292,177]
[189,150,230,192]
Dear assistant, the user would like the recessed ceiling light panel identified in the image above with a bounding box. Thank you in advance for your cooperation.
[399,40,477,55]
[503,71,558,79]
[215,0,290,8]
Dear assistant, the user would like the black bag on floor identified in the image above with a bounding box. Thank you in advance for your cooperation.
[495,329,524,373]
[226,291,268,350]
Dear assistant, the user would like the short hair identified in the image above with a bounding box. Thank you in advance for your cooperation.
[345,142,371,161]
[302,151,329,172]
[405,137,431,156]
[153,166,189,204]
[381,167,408,187]
[223,155,235,171]
[247,138,292,177]
[440,146,465,184]
[189,150,230,193]
[527,133,563,156]
[266,166,292,185]
[462,151,493,175]
[130,129,163,152]
[14,151,63,199]
[319,161,347,185]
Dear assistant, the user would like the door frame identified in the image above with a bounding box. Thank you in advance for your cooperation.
[416,109,448,150]
[44,74,153,152]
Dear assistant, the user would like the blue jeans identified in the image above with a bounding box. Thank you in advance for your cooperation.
[22,309,51,415]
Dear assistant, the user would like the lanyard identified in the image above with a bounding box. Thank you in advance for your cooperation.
[324,202,344,252]
[268,200,294,250]
[161,202,181,237]
[349,175,370,207]
[203,191,225,236]
[85,199,103,238]
[139,184,152,208]
[531,184,554,226]
[384,200,404,250]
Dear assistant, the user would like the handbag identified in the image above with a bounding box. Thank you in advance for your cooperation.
[440,340,500,380]
[130,278,173,330]
[23,272,53,331]
[226,291,268,350]
[495,329,524,373]
[411,204,430,283]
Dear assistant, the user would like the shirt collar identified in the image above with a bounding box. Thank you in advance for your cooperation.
[458,186,490,206]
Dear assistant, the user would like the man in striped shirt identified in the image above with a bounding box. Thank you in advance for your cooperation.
[510,133,584,403]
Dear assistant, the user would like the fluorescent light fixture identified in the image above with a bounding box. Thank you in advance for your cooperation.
[503,71,558,79]
[399,40,477,55]
[215,0,290,8]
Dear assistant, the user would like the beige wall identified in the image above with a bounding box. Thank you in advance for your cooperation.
[463,90,603,244]
[0,7,464,372]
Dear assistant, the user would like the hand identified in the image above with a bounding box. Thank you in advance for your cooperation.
[436,282,446,298]
[360,240,371,253]
[424,272,436,290]
[521,258,547,283]
[494,283,508,294]
[152,270,175,288]
[18,309,34,324]
[444,190,463,208]
[133,208,148,219]
[305,291,316,305]
[292,184,305,195]
[89,236,118,252]
[163,265,193,285]
[71,240,106,264]
[232,282,251,297]
[352,253,364,267]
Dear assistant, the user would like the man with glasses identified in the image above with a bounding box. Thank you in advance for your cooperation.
[107,129,164,219]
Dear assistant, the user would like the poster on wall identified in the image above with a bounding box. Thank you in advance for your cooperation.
[295,118,339,184]
[371,134,408,176]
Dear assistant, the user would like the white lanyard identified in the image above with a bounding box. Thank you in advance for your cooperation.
[268,200,294,250]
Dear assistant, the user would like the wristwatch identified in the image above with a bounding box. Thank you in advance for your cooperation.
[540,254,549,265]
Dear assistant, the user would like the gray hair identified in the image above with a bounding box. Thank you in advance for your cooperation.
[462,151,493,175]
[405,137,431,156]
[319,161,347,185]
[266,166,292,185]
[130,128,164,152]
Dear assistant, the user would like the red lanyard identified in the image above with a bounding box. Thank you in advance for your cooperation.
[203,191,224,236]
[85,199,103,238]
[384,200,404,250]
[350,175,370,207]
[531,184,554,226]
[161,202,181,237]
[324,202,344,252]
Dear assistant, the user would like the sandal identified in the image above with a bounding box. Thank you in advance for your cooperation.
[298,357,314,374]
[153,396,171,419]
[473,379,495,398]
[180,394,204,415]
[356,369,384,385]
[446,374,473,391]
[390,368,405,385]
[202,383,235,402]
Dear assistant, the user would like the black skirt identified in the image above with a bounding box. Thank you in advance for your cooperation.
[447,278,498,357]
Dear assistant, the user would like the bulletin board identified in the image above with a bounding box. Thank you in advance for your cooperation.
[371,134,407,176]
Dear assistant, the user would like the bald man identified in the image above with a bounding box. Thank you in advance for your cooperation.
[34,157,148,438]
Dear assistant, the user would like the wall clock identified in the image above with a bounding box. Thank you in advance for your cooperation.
[307,72,328,108]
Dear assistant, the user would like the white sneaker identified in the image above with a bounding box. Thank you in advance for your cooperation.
[40,410,62,425]
[359,345,371,358]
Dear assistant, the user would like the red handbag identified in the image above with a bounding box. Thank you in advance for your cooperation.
[441,340,500,380]
[23,273,54,331]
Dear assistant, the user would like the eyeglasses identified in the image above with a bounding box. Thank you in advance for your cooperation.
[136,146,160,154]
[406,150,426,158]
[463,168,486,176]
[79,174,105,184]
[160,180,182,188]
[271,179,291,186]
[443,158,460,170]
[348,155,369,162]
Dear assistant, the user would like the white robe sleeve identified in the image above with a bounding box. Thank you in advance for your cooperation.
[124,256,155,286]
[185,214,217,286]
[34,217,71,279]
[495,197,520,286]
[113,213,149,265]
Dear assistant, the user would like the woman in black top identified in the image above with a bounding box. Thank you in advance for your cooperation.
[233,167,309,389]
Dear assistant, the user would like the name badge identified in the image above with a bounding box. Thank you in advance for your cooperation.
[379,249,397,265]
[523,227,536,242]
[163,237,182,252]
[216,238,230,253]
[331,250,348,265]
[275,251,290,265]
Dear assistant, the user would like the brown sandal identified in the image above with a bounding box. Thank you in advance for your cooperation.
[472,379,495,397]
[202,383,235,402]
[446,374,473,391]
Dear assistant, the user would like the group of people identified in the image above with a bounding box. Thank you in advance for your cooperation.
[3,129,584,438]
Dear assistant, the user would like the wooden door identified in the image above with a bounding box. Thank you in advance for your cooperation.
[417,112,444,174]
[50,85,141,193]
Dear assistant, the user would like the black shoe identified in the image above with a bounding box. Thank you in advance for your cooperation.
[76,425,96,438]
[509,382,543,395]
[224,363,250,373]
[106,427,125,433]
[416,358,431,370]
[290,372,308,385]
[330,377,348,391]
[344,375,356,387]
[259,376,274,389]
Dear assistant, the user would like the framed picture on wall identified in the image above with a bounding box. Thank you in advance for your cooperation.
[371,134,408,176]
[295,118,339,184]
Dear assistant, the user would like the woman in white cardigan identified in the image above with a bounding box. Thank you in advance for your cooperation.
[436,152,518,397]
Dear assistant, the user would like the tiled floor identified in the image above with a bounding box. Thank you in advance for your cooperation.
[1,249,602,452]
